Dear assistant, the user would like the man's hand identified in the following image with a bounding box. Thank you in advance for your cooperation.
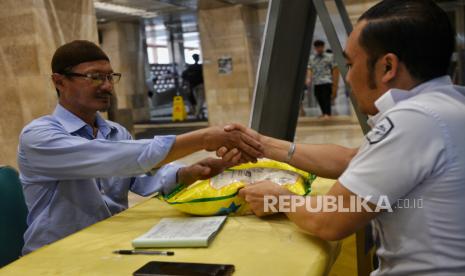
[216,123,264,163]
[238,180,292,217]
[305,78,312,88]
[331,86,337,105]
[177,149,241,185]
[203,125,263,163]
[306,69,313,87]
[224,123,262,142]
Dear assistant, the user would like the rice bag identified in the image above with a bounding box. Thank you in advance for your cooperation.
[160,159,315,216]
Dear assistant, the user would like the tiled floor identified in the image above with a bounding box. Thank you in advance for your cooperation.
[129,117,364,276]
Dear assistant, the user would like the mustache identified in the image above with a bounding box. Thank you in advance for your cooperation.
[95,91,113,98]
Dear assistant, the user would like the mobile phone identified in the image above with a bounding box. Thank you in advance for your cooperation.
[133,261,235,276]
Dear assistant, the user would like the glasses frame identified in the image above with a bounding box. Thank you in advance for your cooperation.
[63,72,122,86]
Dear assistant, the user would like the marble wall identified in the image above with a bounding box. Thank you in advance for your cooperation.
[0,0,98,168]
[198,5,266,127]
[99,21,150,123]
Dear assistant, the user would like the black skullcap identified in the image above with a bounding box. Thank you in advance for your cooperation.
[51,40,109,73]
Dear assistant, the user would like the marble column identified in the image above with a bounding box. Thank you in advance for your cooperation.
[198,5,266,126]
[99,21,150,125]
[0,0,98,168]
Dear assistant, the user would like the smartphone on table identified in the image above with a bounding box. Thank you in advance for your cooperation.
[133,261,235,276]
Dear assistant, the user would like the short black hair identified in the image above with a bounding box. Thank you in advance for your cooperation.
[313,40,325,47]
[358,0,455,84]
[52,40,109,74]
[52,40,109,96]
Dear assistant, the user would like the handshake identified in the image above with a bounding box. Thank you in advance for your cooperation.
[176,123,266,185]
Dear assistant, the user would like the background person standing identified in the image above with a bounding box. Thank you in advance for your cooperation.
[182,54,205,119]
[306,40,339,118]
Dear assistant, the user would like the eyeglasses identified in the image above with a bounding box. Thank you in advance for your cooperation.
[63,72,122,86]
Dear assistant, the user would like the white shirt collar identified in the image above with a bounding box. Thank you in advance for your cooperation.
[368,76,453,127]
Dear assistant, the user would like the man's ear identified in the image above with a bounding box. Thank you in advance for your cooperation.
[51,73,65,89]
[380,53,399,83]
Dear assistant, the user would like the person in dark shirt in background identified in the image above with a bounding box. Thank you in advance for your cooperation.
[182,54,205,119]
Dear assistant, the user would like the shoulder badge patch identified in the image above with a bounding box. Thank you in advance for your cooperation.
[366,117,394,144]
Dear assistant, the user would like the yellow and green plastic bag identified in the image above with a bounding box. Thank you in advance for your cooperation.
[160,159,315,216]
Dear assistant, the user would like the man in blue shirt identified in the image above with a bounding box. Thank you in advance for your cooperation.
[18,40,263,254]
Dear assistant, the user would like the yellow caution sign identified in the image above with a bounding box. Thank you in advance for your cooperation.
[172,95,187,121]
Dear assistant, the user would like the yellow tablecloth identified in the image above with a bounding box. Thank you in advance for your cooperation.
[1,178,339,276]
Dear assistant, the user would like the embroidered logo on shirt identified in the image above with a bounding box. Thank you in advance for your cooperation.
[366,117,394,144]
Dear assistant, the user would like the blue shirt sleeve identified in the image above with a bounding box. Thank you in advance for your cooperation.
[131,162,185,196]
[19,121,176,181]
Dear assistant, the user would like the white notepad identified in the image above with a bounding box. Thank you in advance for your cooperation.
[132,216,227,248]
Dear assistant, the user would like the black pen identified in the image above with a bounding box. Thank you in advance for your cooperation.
[113,250,174,256]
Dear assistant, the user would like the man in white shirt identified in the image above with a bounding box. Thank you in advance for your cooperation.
[226,0,465,274]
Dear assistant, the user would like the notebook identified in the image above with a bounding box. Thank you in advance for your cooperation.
[132,216,227,248]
